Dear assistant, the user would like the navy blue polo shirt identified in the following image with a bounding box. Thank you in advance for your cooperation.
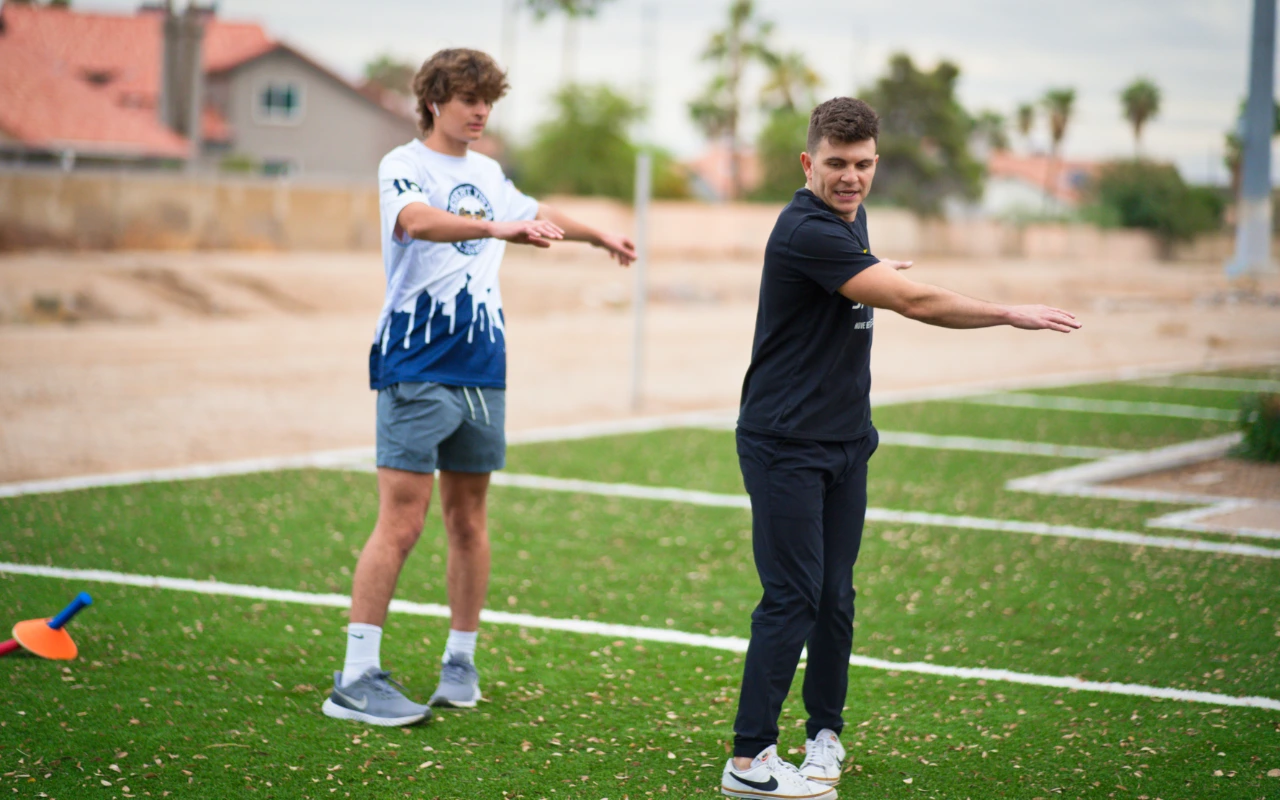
[737,187,881,441]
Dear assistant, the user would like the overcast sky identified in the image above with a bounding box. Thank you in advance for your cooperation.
[82,0,1264,184]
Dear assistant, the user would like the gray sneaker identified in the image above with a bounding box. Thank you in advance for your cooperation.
[321,668,431,727]
[429,654,482,708]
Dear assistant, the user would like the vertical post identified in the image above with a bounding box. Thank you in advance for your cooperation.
[1227,0,1277,278]
[183,5,205,172]
[630,1,657,413]
[631,151,652,413]
[497,0,518,129]
[159,2,179,129]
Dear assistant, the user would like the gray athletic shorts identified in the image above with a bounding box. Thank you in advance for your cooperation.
[376,382,506,474]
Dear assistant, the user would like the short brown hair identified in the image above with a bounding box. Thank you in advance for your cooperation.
[412,49,510,134]
[806,97,880,153]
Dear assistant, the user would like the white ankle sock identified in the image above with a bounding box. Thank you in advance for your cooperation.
[341,623,382,685]
[444,629,477,663]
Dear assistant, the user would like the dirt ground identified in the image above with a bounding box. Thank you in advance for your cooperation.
[1112,457,1280,502]
[1110,457,1280,533]
[1,247,1277,483]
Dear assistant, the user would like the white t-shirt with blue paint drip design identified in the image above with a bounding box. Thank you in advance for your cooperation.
[370,140,539,391]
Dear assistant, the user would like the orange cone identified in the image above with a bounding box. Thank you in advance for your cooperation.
[3,593,92,661]
[12,618,78,660]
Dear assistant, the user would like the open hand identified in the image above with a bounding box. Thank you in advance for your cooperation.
[595,232,637,267]
[1007,305,1081,333]
[490,220,565,248]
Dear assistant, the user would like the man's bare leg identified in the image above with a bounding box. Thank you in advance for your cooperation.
[438,470,492,633]
[350,467,435,626]
[323,466,435,725]
[426,469,490,707]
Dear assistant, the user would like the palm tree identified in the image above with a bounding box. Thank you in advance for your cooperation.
[759,50,821,113]
[689,0,776,199]
[1041,88,1075,210]
[1016,103,1034,152]
[1120,78,1160,157]
[973,110,1009,152]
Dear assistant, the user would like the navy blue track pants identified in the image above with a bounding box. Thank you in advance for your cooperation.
[731,426,878,758]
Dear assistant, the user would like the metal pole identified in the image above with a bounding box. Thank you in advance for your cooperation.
[183,4,205,173]
[631,151,651,412]
[497,0,518,130]
[630,2,657,413]
[1227,0,1276,278]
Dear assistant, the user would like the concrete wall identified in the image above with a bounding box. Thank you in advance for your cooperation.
[0,169,381,251]
[0,168,1239,262]
[209,50,417,180]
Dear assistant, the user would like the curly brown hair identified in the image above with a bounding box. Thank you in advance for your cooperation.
[411,49,510,135]
[806,97,880,153]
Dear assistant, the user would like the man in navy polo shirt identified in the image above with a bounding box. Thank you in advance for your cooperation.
[720,97,1080,800]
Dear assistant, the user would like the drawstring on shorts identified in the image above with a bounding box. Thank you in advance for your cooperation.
[460,387,491,425]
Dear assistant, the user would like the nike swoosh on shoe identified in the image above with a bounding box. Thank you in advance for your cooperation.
[334,689,368,710]
[731,774,779,791]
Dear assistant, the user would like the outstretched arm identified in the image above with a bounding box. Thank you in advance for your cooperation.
[537,203,637,266]
[395,203,566,248]
[840,261,1080,332]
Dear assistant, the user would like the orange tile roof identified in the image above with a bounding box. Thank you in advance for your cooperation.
[987,150,1099,205]
[685,142,762,200]
[0,4,273,158]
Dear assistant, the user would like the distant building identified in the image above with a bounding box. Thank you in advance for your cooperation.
[0,3,417,179]
[684,142,763,202]
[978,150,1100,217]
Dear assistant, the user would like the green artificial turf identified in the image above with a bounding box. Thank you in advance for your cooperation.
[3,469,1277,698]
[1186,366,1280,381]
[868,402,1235,449]
[1,576,1274,800]
[1018,383,1250,411]
[3,369,1277,800]
[507,428,1205,535]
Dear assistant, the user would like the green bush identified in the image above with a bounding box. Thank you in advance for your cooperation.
[218,153,257,174]
[515,84,689,201]
[1234,393,1280,463]
[751,108,809,203]
[1088,160,1224,247]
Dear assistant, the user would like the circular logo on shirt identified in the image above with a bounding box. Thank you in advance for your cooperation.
[447,183,494,256]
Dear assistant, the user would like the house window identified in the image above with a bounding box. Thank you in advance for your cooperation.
[257,82,303,123]
[262,158,299,177]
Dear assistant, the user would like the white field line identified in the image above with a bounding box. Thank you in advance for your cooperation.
[1147,501,1280,540]
[0,432,1117,502]
[483,473,1280,560]
[517,421,1126,460]
[964,394,1240,422]
[864,353,1280,407]
[3,358,1275,500]
[510,357,1280,444]
[1137,375,1280,393]
[1005,434,1280,541]
[874,432,1125,459]
[1006,435,1242,497]
[2,561,1277,712]
[509,410,737,444]
[494,472,751,508]
[862,508,1280,557]
[0,448,377,500]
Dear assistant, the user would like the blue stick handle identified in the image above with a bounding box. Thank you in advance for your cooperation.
[48,593,92,630]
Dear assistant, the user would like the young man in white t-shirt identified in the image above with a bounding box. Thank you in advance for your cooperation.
[323,48,636,726]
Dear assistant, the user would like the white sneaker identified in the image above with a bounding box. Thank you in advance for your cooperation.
[799,729,846,785]
[721,744,837,799]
